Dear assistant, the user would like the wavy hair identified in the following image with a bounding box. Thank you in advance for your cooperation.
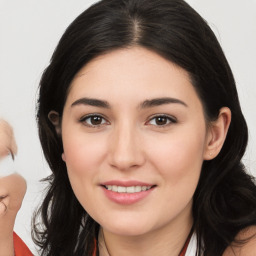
[33,0,256,255]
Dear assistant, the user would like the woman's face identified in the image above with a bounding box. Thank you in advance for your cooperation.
[61,47,212,237]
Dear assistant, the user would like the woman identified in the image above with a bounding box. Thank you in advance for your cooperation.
[34,0,256,255]
[1,0,256,255]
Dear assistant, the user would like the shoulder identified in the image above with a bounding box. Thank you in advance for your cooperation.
[223,226,256,256]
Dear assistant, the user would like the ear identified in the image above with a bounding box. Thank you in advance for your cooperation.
[61,153,66,162]
[48,111,61,135]
[204,107,231,160]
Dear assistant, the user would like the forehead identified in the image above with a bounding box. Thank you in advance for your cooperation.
[66,47,202,109]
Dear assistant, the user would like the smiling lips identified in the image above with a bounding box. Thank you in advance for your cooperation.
[105,185,152,193]
[101,181,156,205]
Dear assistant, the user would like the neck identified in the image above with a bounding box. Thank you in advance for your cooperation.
[99,204,193,256]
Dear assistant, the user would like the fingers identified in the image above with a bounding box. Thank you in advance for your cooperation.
[0,174,27,213]
[0,199,7,216]
[0,119,17,159]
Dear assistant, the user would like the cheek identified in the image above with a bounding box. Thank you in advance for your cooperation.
[147,128,206,184]
[63,132,107,176]
[62,133,108,214]
[145,130,205,219]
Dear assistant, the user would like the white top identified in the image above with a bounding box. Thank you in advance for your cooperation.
[185,233,197,256]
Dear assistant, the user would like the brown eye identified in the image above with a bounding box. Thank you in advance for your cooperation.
[91,116,103,125]
[155,116,168,125]
[148,115,176,126]
[81,115,108,127]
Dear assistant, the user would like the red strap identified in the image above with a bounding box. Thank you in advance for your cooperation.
[93,238,97,256]
[13,232,33,256]
[179,231,192,256]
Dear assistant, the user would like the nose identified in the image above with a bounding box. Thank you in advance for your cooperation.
[108,123,145,171]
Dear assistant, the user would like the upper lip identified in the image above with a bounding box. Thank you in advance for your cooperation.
[101,180,155,187]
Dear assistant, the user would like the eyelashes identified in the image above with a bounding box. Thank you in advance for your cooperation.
[79,113,177,128]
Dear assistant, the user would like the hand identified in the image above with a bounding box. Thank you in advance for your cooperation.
[0,119,26,215]
[0,119,26,256]
[0,174,27,216]
[0,174,27,256]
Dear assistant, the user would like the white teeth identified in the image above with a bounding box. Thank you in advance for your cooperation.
[112,185,118,192]
[126,186,135,193]
[135,186,141,192]
[142,186,147,191]
[117,186,126,193]
[105,185,152,193]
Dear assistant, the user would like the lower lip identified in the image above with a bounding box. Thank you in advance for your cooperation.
[102,186,155,205]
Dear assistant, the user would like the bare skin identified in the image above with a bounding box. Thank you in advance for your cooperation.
[0,119,27,256]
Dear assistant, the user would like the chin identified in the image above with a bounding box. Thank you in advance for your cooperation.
[100,218,153,237]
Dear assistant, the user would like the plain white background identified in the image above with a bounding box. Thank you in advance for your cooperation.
[0,0,255,253]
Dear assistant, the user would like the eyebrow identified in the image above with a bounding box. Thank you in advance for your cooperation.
[71,98,110,108]
[71,97,187,109]
[140,97,188,108]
